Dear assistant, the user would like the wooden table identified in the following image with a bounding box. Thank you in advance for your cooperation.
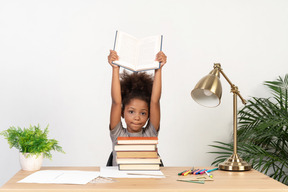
[1,167,287,192]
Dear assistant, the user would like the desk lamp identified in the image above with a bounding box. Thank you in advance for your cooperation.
[191,63,252,171]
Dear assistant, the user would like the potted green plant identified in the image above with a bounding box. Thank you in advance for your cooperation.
[209,74,288,185]
[0,124,65,171]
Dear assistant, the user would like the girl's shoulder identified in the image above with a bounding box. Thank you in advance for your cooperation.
[142,121,158,136]
[110,122,129,138]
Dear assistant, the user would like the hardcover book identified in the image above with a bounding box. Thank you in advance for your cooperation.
[117,137,158,145]
[116,151,159,159]
[113,31,163,72]
[118,164,160,171]
[116,157,161,164]
[114,144,157,151]
[116,136,161,171]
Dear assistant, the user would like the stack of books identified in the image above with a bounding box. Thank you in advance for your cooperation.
[115,137,161,171]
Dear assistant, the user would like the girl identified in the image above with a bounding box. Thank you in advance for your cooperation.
[107,50,167,166]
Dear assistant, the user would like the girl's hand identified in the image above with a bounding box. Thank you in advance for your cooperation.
[108,50,120,68]
[155,51,167,68]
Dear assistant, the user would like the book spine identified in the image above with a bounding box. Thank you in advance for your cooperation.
[117,137,158,140]
[160,35,163,51]
[158,35,163,70]
[117,137,158,145]
[116,151,159,158]
[118,164,160,171]
[117,141,158,145]
[116,157,161,164]
[114,144,157,151]
[113,30,118,51]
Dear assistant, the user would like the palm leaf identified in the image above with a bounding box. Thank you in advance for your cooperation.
[209,74,288,185]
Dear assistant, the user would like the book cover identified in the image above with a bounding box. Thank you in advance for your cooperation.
[116,157,161,164]
[118,164,160,171]
[114,144,157,151]
[117,137,158,145]
[116,151,159,158]
[112,30,163,72]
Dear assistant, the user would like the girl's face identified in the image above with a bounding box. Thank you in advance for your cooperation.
[123,98,149,133]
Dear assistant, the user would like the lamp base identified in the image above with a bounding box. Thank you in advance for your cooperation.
[219,153,252,171]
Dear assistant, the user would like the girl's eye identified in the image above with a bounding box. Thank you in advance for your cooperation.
[128,111,134,114]
[141,112,146,116]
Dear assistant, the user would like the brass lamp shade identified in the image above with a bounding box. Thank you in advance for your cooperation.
[191,68,222,107]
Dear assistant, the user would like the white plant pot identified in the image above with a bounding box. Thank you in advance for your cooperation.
[19,152,43,171]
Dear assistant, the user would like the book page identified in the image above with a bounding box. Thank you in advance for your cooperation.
[114,31,138,70]
[137,36,161,71]
[100,167,165,178]
[17,170,100,185]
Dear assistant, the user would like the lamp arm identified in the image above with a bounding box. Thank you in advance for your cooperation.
[215,64,244,158]
[214,63,247,105]
[212,64,252,171]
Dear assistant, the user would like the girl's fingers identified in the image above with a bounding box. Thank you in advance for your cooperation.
[156,53,167,65]
[108,50,119,64]
[156,52,166,60]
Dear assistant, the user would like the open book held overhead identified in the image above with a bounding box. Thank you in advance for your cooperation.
[113,31,163,72]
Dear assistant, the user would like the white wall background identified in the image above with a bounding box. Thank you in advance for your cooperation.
[1,0,288,186]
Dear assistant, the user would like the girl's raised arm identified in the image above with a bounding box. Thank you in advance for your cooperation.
[149,51,167,131]
[108,50,122,130]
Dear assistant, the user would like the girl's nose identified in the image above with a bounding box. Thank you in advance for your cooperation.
[134,114,140,120]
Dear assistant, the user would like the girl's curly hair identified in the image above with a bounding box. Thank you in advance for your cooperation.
[120,70,153,116]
